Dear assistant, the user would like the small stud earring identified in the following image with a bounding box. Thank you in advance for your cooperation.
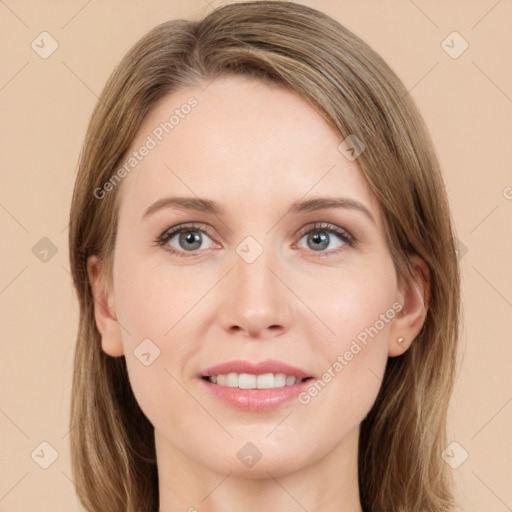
[397,337,405,344]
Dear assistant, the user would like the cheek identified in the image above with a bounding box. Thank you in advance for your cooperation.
[113,251,210,343]
[298,266,397,419]
[302,257,397,346]
[111,254,213,425]
[292,260,399,398]
[329,279,396,357]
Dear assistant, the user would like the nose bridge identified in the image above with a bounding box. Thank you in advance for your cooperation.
[220,241,289,336]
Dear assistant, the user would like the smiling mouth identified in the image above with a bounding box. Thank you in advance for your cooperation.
[201,373,314,389]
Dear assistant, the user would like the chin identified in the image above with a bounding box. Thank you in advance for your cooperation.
[200,439,310,478]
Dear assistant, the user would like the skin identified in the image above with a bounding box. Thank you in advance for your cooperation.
[88,74,430,512]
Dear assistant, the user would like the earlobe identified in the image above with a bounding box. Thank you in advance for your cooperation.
[87,255,124,357]
[388,254,430,357]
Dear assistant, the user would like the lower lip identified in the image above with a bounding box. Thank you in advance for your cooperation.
[200,378,312,412]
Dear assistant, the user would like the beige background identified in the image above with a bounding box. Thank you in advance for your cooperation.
[1,0,511,510]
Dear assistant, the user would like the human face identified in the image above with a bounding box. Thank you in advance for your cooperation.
[103,74,403,478]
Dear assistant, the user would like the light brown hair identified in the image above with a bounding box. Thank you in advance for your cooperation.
[68,2,462,511]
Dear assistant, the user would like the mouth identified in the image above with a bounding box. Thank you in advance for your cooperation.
[200,358,314,386]
[201,373,314,389]
[198,359,315,410]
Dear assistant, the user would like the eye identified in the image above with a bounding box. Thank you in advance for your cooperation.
[155,221,356,258]
[156,223,216,257]
[294,222,356,257]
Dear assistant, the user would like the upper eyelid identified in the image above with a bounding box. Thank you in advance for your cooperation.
[296,222,351,237]
[160,222,215,240]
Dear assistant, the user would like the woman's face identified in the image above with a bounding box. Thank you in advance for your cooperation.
[94,74,412,477]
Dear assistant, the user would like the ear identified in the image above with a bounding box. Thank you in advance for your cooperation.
[388,254,431,357]
[87,255,124,357]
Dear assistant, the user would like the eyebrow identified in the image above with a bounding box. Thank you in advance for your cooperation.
[142,196,375,224]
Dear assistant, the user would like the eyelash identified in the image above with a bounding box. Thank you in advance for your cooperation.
[155,222,357,258]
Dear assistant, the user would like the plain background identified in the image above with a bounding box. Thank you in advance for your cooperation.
[1,0,511,510]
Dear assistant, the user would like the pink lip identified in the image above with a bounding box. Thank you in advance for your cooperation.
[200,359,312,379]
[200,378,313,412]
[199,359,314,412]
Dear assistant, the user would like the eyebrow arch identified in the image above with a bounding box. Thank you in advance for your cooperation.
[288,197,375,224]
[142,196,375,224]
[142,197,224,219]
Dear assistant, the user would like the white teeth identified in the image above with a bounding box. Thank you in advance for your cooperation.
[274,373,286,387]
[239,373,256,389]
[225,372,238,387]
[206,372,305,389]
[286,375,296,386]
[257,373,276,389]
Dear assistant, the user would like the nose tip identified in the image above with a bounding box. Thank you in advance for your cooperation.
[219,255,290,339]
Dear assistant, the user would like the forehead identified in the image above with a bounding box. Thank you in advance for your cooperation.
[116,74,381,223]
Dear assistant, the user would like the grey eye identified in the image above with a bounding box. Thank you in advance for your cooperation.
[164,228,215,253]
[298,229,345,252]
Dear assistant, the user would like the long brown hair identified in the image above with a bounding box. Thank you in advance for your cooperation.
[68,2,462,511]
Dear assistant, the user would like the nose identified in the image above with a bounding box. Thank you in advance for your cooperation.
[217,249,292,339]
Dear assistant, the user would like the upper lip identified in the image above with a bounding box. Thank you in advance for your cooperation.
[201,359,313,379]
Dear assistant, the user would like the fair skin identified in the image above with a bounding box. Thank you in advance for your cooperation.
[88,75,429,512]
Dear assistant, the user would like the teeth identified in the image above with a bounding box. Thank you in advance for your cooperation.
[206,372,305,389]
